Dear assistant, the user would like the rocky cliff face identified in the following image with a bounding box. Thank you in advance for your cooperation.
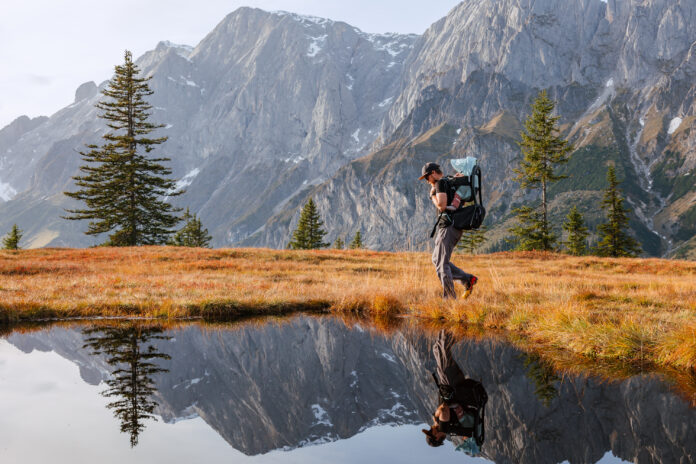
[251,0,696,255]
[2,0,696,255]
[6,317,696,462]
[0,7,416,248]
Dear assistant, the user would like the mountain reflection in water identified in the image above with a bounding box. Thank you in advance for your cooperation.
[0,315,694,464]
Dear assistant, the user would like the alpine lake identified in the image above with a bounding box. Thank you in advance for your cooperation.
[1,314,695,464]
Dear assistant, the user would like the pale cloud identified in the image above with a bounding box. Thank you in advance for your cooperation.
[0,0,460,128]
[25,74,53,86]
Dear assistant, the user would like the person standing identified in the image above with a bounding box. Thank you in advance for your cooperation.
[418,162,478,299]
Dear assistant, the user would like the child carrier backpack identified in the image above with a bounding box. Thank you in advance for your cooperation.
[429,157,486,237]
[431,373,488,452]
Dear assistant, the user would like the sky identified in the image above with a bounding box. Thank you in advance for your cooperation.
[0,0,462,129]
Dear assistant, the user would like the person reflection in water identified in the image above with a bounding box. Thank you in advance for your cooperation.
[422,330,488,455]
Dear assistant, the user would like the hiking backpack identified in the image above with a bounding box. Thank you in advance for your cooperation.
[429,157,486,237]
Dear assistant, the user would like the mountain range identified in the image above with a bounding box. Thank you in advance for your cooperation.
[1,0,695,258]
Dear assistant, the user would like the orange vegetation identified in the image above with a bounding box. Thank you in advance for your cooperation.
[0,246,695,370]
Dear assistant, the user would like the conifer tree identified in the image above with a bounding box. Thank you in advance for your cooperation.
[287,198,329,249]
[168,208,212,248]
[64,50,181,246]
[333,237,345,249]
[2,224,23,250]
[508,206,545,251]
[510,90,573,251]
[596,165,641,257]
[349,231,363,249]
[457,226,487,254]
[562,206,589,256]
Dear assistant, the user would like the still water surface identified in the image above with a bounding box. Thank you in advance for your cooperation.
[0,316,694,463]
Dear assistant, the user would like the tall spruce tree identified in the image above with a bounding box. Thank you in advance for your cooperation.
[596,165,641,257]
[509,90,573,251]
[349,230,363,249]
[64,50,181,246]
[287,198,329,249]
[168,208,212,248]
[562,206,589,256]
[457,226,487,255]
[2,224,23,250]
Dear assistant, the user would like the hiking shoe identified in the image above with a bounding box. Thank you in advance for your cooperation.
[463,275,477,299]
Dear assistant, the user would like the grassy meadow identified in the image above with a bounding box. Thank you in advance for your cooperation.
[0,246,695,370]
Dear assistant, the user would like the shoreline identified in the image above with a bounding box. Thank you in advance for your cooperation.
[1,246,694,370]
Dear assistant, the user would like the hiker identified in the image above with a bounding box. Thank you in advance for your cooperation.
[422,329,488,454]
[419,162,478,299]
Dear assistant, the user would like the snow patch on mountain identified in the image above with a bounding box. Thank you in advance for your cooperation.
[0,180,17,201]
[307,34,328,57]
[350,370,359,388]
[346,73,355,90]
[668,117,683,135]
[351,128,360,143]
[378,97,394,108]
[160,40,194,61]
[311,404,333,427]
[173,168,200,191]
[285,154,305,164]
[162,402,200,424]
[364,33,414,57]
[273,11,333,27]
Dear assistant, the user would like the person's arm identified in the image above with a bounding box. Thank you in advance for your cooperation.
[434,403,450,422]
[432,192,448,212]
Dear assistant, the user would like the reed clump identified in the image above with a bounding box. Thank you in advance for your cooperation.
[0,247,694,370]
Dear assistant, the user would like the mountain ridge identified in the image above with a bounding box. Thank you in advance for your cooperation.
[1,1,695,256]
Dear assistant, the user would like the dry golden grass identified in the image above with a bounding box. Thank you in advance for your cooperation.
[1,247,695,370]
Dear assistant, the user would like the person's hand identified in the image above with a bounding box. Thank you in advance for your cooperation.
[454,172,464,177]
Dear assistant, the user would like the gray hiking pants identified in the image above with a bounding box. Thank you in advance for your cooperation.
[432,224,473,299]
[433,329,466,388]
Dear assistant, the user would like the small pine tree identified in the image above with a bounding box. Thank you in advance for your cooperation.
[333,237,345,249]
[562,206,589,256]
[457,226,488,254]
[507,206,545,251]
[63,50,182,246]
[349,231,363,249]
[2,224,23,250]
[168,208,212,248]
[596,165,641,257]
[510,90,573,251]
[288,198,329,250]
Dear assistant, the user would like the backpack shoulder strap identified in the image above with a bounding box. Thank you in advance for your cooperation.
[471,165,483,206]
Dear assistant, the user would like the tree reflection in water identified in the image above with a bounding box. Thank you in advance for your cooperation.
[523,353,560,406]
[82,323,171,447]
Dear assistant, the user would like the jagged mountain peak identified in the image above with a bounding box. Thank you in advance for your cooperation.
[0,5,417,248]
[1,1,695,255]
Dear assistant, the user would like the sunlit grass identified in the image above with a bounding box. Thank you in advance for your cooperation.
[0,247,695,370]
